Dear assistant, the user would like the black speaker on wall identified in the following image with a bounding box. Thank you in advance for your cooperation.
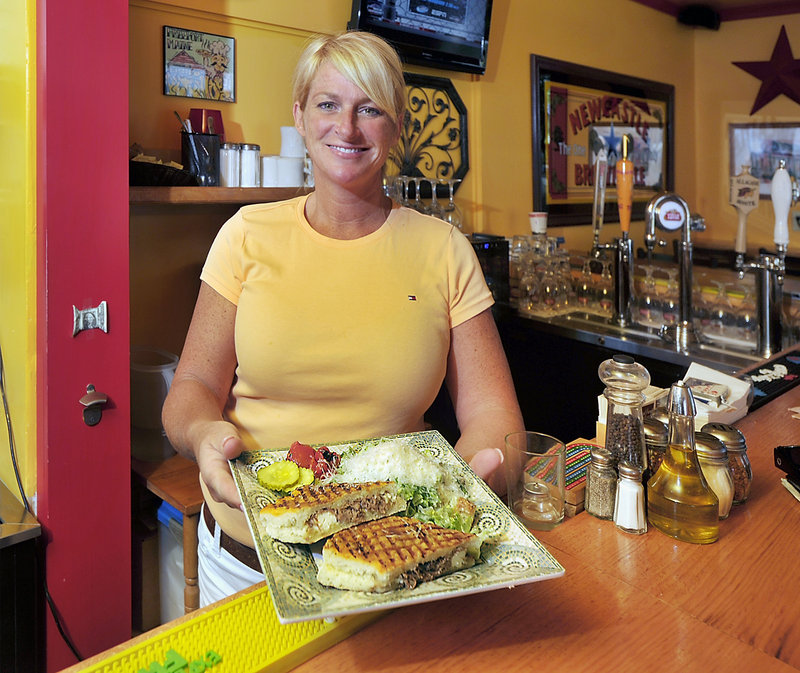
[677,4,721,30]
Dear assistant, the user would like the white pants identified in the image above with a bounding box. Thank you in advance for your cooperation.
[198,505,264,607]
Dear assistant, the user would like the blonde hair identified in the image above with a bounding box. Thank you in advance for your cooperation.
[292,31,406,124]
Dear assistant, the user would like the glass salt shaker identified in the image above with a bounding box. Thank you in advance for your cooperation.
[584,446,617,520]
[599,354,650,471]
[701,423,752,504]
[695,431,734,519]
[613,461,647,534]
[240,143,261,187]
[219,142,241,187]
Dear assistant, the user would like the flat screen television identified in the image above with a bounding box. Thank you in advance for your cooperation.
[347,0,493,75]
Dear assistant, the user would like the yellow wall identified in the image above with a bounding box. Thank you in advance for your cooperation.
[129,1,800,356]
[693,16,800,254]
[0,1,37,502]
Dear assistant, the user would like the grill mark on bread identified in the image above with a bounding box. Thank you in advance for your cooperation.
[324,516,476,572]
[261,482,394,514]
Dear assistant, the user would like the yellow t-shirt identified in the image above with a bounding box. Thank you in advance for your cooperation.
[200,194,493,542]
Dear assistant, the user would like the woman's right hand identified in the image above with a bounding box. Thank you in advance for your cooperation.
[193,421,246,510]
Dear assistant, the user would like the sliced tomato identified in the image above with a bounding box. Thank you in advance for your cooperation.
[287,441,317,469]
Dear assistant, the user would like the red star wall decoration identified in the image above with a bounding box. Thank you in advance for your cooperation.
[733,25,800,115]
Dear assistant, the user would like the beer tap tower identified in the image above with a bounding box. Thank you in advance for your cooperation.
[734,160,798,359]
[591,136,635,327]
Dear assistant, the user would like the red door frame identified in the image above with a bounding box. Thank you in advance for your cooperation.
[36,0,131,669]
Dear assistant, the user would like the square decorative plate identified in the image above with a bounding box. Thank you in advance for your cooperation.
[230,430,565,624]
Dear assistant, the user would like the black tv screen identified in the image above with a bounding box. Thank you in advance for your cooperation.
[348,0,493,75]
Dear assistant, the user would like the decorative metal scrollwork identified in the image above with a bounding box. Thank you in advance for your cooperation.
[388,73,468,194]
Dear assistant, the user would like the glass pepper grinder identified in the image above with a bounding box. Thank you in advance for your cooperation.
[598,354,650,471]
[647,381,719,544]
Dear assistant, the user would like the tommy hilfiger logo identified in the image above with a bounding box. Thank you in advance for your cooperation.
[408,295,417,301]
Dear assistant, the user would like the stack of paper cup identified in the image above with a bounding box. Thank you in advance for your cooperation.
[261,155,279,187]
[276,157,305,187]
[280,126,305,158]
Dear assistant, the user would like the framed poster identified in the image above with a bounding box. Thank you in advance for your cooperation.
[729,123,800,199]
[531,55,674,226]
[163,25,235,102]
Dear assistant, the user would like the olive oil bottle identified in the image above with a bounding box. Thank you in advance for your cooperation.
[647,381,719,544]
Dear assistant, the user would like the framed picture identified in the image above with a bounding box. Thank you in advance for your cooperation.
[729,123,800,198]
[531,55,674,226]
[386,73,468,196]
[163,25,235,102]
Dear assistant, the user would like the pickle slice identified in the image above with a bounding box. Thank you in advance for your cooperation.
[257,460,300,491]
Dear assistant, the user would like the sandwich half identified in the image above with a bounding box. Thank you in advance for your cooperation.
[259,481,406,544]
[316,515,482,593]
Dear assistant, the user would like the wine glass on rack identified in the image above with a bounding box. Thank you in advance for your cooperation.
[707,281,737,340]
[427,179,445,219]
[441,178,463,230]
[734,280,757,346]
[635,264,660,328]
[411,177,427,213]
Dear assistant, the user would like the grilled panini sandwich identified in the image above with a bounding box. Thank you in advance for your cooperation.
[259,481,406,544]
[316,515,481,593]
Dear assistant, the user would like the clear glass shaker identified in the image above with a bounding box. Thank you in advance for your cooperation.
[599,354,650,470]
[614,461,647,534]
[695,431,734,519]
[584,446,616,520]
[701,423,751,504]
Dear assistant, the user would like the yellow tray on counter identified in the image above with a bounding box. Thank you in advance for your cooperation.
[62,584,383,673]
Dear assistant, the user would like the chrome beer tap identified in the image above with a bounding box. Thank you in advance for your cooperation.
[591,139,635,327]
[735,160,798,358]
[644,192,705,350]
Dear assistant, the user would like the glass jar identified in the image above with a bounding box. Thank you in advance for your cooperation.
[701,423,752,504]
[614,461,647,534]
[584,446,616,520]
[644,417,668,479]
[695,431,734,519]
[599,354,650,470]
[240,143,261,187]
[219,142,241,187]
[647,381,719,544]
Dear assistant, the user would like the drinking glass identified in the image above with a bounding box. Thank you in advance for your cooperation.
[636,264,661,328]
[596,260,613,317]
[575,258,595,313]
[427,179,445,219]
[661,268,679,326]
[518,264,542,314]
[412,177,427,213]
[442,178,463,230]
[708,281,736,338]
[504,431,566,531]
[735,281,757,345]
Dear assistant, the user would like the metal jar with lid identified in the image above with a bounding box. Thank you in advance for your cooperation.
[695,431,734,519]
[700,423,751,504]
[219,142,241,187]
[584,446,617,520]
[644,417,668,478]
[240,143,261,187]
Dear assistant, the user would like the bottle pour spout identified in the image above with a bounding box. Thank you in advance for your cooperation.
[668,380,696,418]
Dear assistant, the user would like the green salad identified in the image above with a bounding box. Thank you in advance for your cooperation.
[397,482,475,533]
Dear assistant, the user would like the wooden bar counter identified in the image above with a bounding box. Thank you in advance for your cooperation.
[63,382,800,672]
[290,383,800,673]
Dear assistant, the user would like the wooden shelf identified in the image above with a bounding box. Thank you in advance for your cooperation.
[129,186,311,205]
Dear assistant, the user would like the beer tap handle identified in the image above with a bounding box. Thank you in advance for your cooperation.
[592,148,608,249]
[616,135,634,236]
[729,165,759,261]
[772,160,793,248]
